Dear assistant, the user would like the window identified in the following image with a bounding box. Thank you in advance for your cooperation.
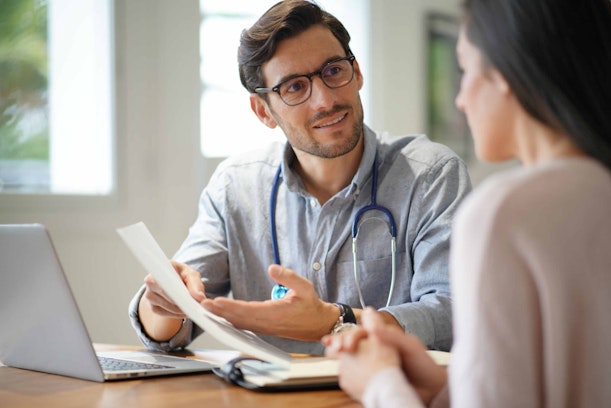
[0,0,114,195]
[199,0,369,158]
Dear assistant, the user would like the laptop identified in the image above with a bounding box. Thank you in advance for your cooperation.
[0,224,216,382]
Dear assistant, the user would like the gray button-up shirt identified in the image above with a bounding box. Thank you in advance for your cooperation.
[129,125,471,354]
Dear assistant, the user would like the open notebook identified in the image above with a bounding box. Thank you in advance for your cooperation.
[0,224,216,382]
[117,222,451,390]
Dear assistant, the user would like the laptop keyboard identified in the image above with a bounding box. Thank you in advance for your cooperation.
[98,356,174,371]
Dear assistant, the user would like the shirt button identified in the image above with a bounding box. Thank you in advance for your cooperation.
[310,199,318,207]
[312,262,322,271]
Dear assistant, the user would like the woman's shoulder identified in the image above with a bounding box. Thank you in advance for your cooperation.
[457,158,611,231]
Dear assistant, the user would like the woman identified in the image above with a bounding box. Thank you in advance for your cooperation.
[323,0,611,406]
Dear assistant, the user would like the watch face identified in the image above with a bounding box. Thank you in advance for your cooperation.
[333,323,358,334]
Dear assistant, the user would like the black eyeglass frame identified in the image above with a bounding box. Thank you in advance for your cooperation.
[254,55,356,106]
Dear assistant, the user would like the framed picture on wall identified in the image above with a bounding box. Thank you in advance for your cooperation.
[426,13,472,163]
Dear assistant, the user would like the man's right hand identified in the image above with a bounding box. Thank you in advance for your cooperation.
[138,260,206,341]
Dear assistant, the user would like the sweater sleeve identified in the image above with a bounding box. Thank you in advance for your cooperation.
[361,367,425,408]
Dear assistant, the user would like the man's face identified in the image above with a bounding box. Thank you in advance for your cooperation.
[251,25,365,159]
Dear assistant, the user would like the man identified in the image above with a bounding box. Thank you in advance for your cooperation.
[129,0,471,355]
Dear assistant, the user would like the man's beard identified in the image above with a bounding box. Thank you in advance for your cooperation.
[273,99,365,159]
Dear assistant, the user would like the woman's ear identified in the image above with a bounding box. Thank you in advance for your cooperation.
[491,68,511,96]
[250,94,278,129]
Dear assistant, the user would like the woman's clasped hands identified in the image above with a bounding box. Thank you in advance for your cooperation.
[322,307,447,406]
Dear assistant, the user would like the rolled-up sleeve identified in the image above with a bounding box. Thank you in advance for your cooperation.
[128,285,202,351]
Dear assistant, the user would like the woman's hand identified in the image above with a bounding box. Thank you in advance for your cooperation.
[324,307,448,404]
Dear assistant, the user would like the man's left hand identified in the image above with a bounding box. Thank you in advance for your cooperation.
[200,264,339,341]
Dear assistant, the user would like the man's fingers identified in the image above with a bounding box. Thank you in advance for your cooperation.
[143,260,206,317]
[171,260,206,301]
[143,288,184,317]
[143,274,170,301]
[183,271,206,301]
[268,264,312,294]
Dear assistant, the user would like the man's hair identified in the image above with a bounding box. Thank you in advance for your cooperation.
[238,0,352,95]
[461,0,611,169]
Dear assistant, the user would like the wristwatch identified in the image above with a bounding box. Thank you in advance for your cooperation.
[331,303,358,334]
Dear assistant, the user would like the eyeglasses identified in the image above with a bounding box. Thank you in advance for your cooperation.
[254,55,356,106]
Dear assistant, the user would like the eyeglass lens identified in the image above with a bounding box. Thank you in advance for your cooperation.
[279,58,354,106]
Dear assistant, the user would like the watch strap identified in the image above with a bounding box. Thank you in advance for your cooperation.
[333,303,357,324]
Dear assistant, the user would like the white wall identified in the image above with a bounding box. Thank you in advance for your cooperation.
[369,0,458,135]
[0,0,506,349]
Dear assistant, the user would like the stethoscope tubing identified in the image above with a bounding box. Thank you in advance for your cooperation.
[270,166,283,266]
[269,155,397,307]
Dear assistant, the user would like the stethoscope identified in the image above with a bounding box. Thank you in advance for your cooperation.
[269,155,397,309]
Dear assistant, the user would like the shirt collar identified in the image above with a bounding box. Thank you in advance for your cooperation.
[279,125,378,197]
[350,125,377,195]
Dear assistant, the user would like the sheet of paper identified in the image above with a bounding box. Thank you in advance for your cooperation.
[117,222,292,368]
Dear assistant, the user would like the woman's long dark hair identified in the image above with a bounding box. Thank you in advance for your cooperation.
[462,0,611,169]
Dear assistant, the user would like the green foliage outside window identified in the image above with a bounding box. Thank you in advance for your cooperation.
[0,0,49,160]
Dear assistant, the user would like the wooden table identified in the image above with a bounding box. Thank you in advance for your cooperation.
[0,344,361,408]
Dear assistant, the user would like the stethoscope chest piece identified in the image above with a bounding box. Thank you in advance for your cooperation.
[271,283,289,300]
